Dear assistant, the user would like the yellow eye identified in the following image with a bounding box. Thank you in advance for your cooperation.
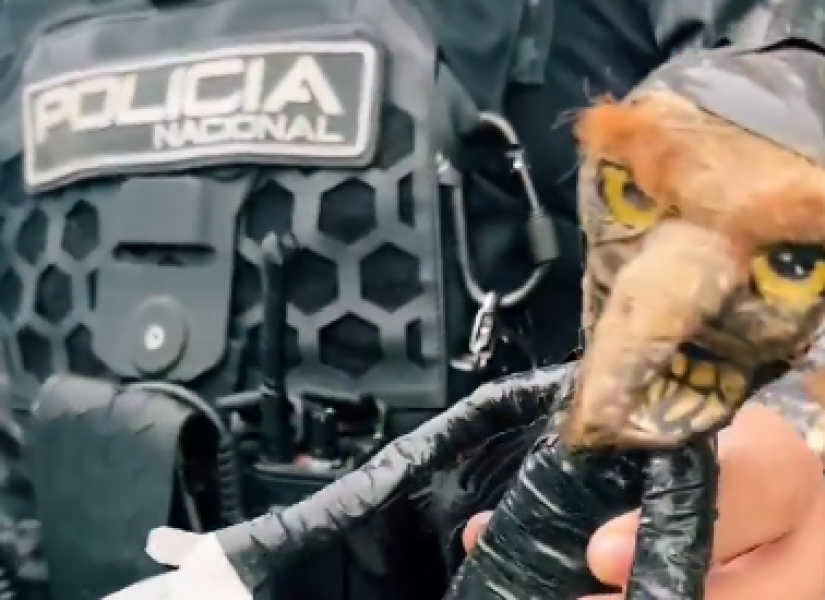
[599,163,663,229]
[752,245,825,312]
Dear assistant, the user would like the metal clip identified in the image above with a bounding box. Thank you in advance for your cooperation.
[506,147,528,172]
[467,292,500,370]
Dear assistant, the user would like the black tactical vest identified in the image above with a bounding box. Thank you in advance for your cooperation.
[0,1,502,409]
[2,0,479,414]
[0,0,492,597]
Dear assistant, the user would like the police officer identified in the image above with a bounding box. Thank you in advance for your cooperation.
[105,1,791,600]
[0,0,791,599]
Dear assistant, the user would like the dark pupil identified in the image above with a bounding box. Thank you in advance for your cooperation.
[623,181,652,210]
[767,247,822,280]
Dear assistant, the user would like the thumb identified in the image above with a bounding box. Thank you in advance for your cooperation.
[462,512,493,553]
[146,527,205,567]
[586,511,638,585]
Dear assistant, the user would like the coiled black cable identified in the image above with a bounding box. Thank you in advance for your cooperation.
[215,437,244,525]
[129,382,245,525]
[0,564,15,600]
[0,539,19,600]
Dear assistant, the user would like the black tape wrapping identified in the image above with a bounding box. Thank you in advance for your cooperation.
[216,360,719,600]
[215,365,575,590]
[441,437,717,600]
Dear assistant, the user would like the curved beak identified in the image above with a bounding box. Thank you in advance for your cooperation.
[567,221,745,448]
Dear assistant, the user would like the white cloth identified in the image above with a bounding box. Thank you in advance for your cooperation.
[101,528,251,600]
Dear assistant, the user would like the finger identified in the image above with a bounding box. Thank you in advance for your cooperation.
[588,403,822,584]
[462,512,493,553]
[704,488,825,600]
[586,524,636,585]
[146,527,204,567]
[582,489,825,600]
[712,404,822,560]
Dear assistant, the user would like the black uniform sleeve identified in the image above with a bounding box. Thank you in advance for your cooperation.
[647,0,766,53]
[412,418,548,573]
[411,0,527,111]
[0,374,49,600]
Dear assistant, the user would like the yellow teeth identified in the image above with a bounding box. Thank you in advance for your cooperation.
[622,351,750,447]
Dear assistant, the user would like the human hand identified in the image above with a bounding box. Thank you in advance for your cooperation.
[101,528,251,600]
[462,403,825,600]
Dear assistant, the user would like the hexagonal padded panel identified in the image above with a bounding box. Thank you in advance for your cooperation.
[287,250,339,315]
[318,179,377,245]
[1,99,447,411]
[319,314,383,378]
[66,325,108,379]
[35,267,72,324]
[17,327,52,382]
[360,243,422,312]
[62,200,99,261]
[398,175,415,228]
[0,270,22,320]
[375,106,415,170]
[245,181,294,243]
[15,208,48,265]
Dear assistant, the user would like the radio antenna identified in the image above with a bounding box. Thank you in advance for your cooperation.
[259,232,298,463]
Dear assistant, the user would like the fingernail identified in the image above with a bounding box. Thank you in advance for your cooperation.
[462,512,493,552]
[592,532,631,557]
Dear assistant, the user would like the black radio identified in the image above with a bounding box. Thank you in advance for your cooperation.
[239,231,388,517]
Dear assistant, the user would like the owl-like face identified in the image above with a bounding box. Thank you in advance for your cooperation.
[566,91,825,449]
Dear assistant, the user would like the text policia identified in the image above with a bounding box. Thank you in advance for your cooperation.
[29,53,348,150]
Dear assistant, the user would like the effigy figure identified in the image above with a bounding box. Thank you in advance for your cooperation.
[104,36,825,600]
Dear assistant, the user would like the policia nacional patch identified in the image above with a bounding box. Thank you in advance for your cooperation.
[22,40,383,192]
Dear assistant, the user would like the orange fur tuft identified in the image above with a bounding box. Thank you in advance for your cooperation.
[576,92,825,246]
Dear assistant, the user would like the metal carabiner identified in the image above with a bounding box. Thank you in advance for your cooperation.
[444,112,554,309]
